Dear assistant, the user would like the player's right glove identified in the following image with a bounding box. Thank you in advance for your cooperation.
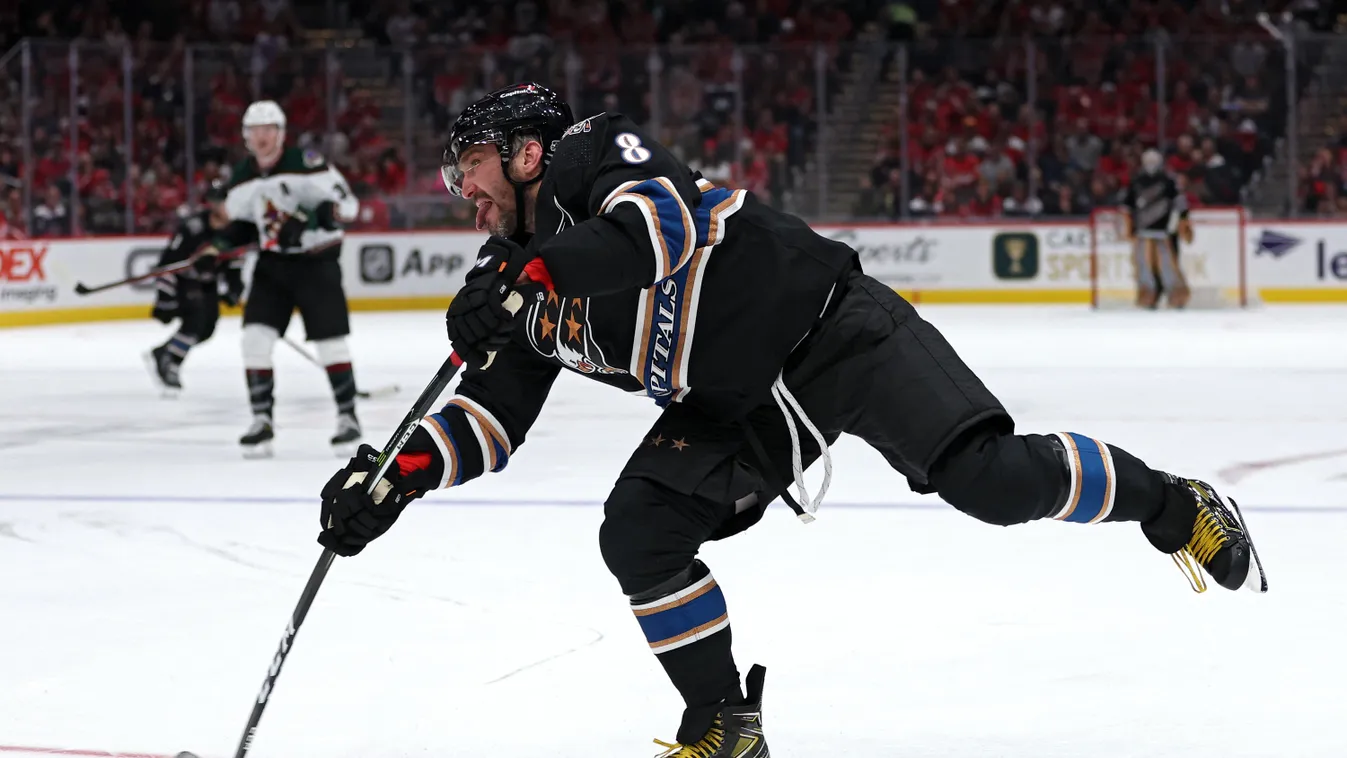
[444,235,534,366]
[319,443,436,557]
[151,282,178,324]
[192,244,221,275]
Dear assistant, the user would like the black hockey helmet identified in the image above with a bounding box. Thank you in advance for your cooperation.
[441,82,574,198]
[203,178,228,204]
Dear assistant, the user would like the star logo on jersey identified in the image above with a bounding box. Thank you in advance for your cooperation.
[525,291,627,377]
[1255,230,1301,258]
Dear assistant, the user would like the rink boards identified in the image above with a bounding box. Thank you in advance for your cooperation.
[2,218,1346,327]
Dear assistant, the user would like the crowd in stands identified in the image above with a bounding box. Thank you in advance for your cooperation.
[0,0,1342,238]
[1301,112,1347,216]
[856,0,1341,219]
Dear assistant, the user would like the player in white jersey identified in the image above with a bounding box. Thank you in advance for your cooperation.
[197,100,362,458]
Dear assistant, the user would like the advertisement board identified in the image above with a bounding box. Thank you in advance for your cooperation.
[3,219,1345,327]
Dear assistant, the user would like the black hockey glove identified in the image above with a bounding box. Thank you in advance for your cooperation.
[319,444,429,557]
[313,200,339,230]
[275,210,309,250]
[151,285,178,324]
[444,236,534,366]
[191,244,221,275]
[277,202,340,250]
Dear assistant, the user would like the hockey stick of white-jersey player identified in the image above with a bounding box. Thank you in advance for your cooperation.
[173,288,527,758]
[277,335,402,400]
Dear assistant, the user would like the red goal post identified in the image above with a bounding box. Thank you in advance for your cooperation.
[1088,206,1251,309]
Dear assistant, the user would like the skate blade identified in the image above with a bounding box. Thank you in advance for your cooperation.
[142,351,179,396]
[1223,494,1268,593]
[332,439,361,458]
[242,441,275,460]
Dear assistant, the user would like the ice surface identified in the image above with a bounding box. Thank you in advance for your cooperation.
[1,306,1344,757]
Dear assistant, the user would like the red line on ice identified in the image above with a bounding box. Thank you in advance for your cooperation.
[1218,447,1347,484]
[0,746,177,758]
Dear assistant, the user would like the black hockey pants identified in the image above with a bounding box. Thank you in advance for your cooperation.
[597,268,1169,743]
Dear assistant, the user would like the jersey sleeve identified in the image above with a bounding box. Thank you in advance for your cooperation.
[535,113,705,296]
[157,215,204,267]
[296,148,359,223]
[396,339,561,491]
[317,164,360,223]
[214,219,260,251]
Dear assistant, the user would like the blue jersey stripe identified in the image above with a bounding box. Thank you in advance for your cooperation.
[632,187,745,405]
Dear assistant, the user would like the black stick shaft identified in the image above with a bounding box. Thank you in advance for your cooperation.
[229,291,523,758]
[73,248,246,295]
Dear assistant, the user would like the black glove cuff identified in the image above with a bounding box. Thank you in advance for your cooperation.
[315,201,339,230]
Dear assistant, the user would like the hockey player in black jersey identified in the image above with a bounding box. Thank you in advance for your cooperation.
[144,181,243,396]
[317,83,1267,757]
[1124,149,1191,309]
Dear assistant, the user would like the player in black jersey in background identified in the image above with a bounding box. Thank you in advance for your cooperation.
[316,84,1267,757]
[1123,149,1191,309]
[144,181,243,395]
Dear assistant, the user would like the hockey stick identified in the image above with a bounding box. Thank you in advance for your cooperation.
[277,335,401,400]
[188,288,527,758]
[73,248,247,296]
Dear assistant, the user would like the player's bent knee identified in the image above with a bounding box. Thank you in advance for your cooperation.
[241,323,280,370]
[928,428,1067,527]
[599,477,701,596]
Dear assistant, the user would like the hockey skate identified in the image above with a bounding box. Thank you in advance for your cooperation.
[654,665,769,758]
[143,346,182,397]
[330,413,362,458]
[240,416,275,459]
[1144,475,1267,594]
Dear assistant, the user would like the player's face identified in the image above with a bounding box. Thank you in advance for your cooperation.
[456,145,518,237]
[245,125,283,159]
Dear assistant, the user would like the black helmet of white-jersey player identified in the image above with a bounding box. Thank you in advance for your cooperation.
[441,82,573,235]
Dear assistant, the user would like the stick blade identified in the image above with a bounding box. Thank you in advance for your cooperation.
[356,384,401,400]
[73,282,93,295]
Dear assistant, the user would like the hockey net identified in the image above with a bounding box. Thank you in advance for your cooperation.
[1089,206,1252,309]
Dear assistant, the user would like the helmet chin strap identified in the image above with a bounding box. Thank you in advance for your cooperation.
[504,163,544,246]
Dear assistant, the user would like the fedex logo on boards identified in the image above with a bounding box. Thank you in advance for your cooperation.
[0,244,47,282]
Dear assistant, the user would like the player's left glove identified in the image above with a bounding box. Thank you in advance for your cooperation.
[276,202,339,250]
[444,235,534,366]
[319,443,432,557]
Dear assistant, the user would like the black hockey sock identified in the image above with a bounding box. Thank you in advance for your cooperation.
[930,428,1166,526]
[162,332,197,363]
[630,561,742,744]
[246,369,275,419]
[325,361,356,416]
